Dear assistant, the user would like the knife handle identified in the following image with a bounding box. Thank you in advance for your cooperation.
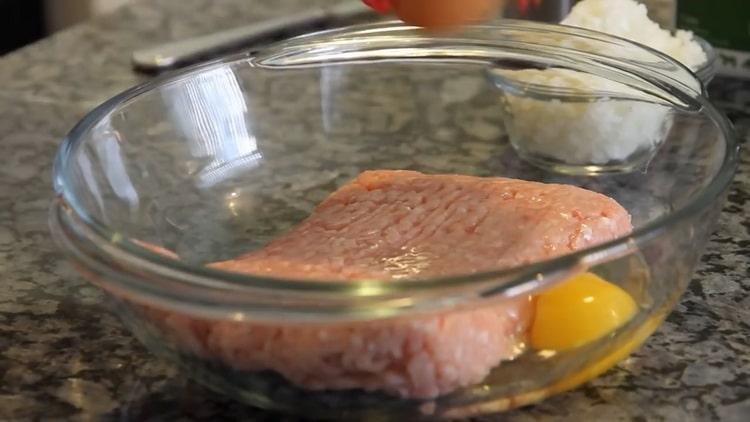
[132,1,375,72]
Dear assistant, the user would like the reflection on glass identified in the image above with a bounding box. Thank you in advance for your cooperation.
[91,123,140,212]
[75,120,140,218]
[75,150,105,216]
[320,66,343,134]
[162,66,262,188]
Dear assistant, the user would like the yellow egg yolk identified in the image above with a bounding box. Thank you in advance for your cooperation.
[531,272,637,351]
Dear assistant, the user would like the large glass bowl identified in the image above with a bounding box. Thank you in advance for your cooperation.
[50,21,737,420]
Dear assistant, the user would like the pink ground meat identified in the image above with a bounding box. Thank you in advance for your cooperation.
[140,170,632,399]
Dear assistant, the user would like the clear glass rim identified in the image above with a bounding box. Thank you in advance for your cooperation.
[488,33,716,104]
[693,35,718,85]
[51,21,739,317]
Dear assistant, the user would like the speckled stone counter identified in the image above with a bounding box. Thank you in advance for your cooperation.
[0,1,748,421]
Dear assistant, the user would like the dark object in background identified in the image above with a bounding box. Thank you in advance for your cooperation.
[0,0,46,55]
[504,0,573,23]
[677,0,750,79]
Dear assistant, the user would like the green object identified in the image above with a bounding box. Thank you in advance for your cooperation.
[677,0,750,76]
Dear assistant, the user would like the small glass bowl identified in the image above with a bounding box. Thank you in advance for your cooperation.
[50,21,737,420]
[492,28,718,175]
[492,67,677,175]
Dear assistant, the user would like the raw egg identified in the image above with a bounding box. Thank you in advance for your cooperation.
[531,272,637,351]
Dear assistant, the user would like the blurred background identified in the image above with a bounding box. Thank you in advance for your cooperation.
[0,0,133,54]
[0,1,680,55]
[5,0,747,79]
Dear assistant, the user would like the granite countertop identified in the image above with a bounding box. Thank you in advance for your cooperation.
[0,0,748,420]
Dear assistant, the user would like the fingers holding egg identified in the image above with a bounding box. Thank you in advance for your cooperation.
[365,0,505,30]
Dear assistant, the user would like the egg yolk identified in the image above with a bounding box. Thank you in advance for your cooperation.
[531,272,637,351]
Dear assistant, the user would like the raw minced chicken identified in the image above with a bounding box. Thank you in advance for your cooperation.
[562,0,707,71]
[140,170,633,399]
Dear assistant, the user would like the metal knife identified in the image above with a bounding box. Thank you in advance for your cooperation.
[132,1,377,73]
